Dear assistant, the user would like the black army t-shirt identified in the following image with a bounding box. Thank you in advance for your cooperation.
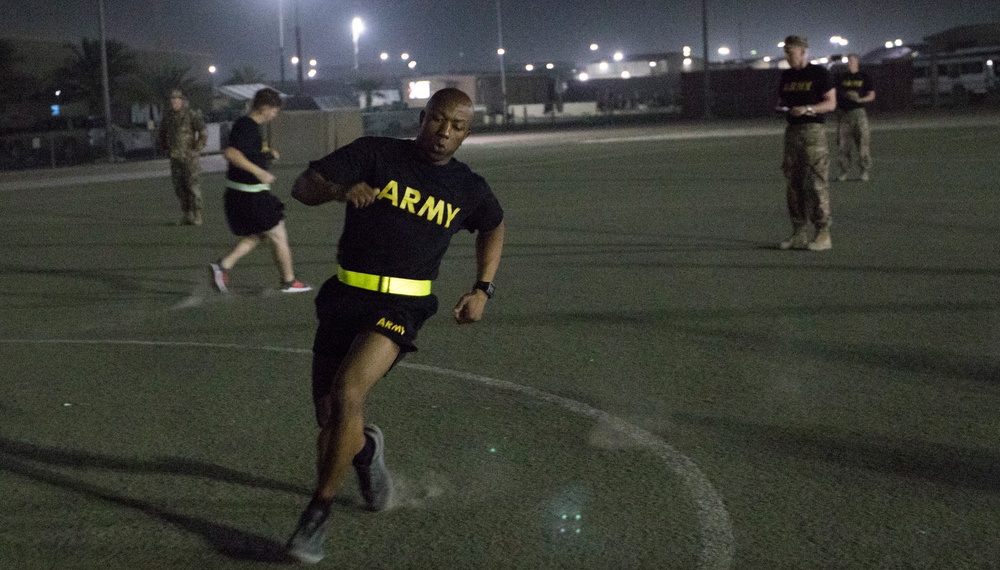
[779,63,834,125]
[226,116,270,185]
[309,136,504,281]
[836,71,872,111]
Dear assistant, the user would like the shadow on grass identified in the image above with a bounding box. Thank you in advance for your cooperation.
[0,437,307,563]
[676,413,1000,492]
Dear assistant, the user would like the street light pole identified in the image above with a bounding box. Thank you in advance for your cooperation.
[496,0,507,124]
[97,0,115,161]
[352,17,364,71]
[701,0,712,119]
[294,0,304,93]
[278,0,286,84]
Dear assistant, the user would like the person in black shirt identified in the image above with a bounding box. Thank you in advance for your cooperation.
[208,88,311,294]
[835,54,875,182]
[776,35,837,251]
[284,88,505,563]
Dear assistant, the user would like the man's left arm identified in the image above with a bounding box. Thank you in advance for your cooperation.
[193,112,208,155]
[454,220,506,324]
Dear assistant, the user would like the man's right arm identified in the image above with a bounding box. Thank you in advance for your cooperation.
[291,169,379,207]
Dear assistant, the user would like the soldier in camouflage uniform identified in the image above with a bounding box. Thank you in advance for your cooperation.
[775,36,838,251]
[835,54,875,182]
[158,88,208,225]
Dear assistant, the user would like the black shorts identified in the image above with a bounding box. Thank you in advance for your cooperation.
[312,277,439,358]
[223,187,285,236]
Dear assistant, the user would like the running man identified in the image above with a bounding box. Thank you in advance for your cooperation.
[284,87,505,563]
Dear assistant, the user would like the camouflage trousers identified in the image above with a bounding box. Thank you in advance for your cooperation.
[782,123,831,230]
[836,108,872,176]
[170,157,203,217]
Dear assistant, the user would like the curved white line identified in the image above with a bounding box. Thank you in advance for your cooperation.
[0,338,734,568]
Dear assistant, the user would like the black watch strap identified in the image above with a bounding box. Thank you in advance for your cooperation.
[474,281,495,299]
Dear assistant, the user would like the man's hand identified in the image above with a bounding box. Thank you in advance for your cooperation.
[344,182,379,208]
[258,171,276,185]
[269,149,281,161]
[453,290,488,324]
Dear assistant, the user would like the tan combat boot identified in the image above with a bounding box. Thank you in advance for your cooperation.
[779,225,810,250]
[807,227,832,251]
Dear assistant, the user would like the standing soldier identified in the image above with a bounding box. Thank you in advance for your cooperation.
[835,54,875,182]
[158,88,208,225]
[775,36,837,251]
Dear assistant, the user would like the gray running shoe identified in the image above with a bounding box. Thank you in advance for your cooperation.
[355,424,393,511]
[286,505,329,564]
[209,262,229,293]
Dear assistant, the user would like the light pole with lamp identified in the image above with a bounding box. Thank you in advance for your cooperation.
[97,0,115,161]
[278,0,286,84]
[701,0,711,118]
[495,0,507,124]
[294,0,304,93]
[352,17,364,71]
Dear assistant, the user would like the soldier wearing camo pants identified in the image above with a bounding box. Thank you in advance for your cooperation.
[158,88,207,225]
[775,36,838,251]
[835,54,875,182]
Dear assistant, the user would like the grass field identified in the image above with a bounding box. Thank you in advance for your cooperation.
[1,113,999,569]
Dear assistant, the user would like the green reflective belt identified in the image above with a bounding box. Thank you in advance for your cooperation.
[226,180,270,192]
[337,266,432,296]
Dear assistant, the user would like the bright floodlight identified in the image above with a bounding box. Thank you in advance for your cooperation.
[839,38,849,46]
[598,61,609,71]
[291,56,300,64]
[777,41,785,48]
[309,59,317,67]
[525,64,534,71]
[894,39,903,46]
[307,68,317,78]
[208,65,217,74]
[380,52,389,60]
[613,51,624,61]
[401,53,410,60]
[683,45,692,56]
[885,41,894,49]
[620,71,630,79]
[352,17,364,43]
[718,46,730,56]
[683,58,692,66]
[546,62,554,69]
[497,48,505,56]
[763,56,771,62]
[578,72,590,81]
[830,36,842,44]
[590,43,599,51]
[649,61,657,67]
[407,60,416,69]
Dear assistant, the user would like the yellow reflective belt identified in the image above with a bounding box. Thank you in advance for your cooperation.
[226,179,270,192]
[337,266,432,296]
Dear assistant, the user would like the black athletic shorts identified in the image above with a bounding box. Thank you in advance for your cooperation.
[223,187,285,236]
[312,277,439,357]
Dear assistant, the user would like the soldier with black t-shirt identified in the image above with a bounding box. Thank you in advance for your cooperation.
[775,35,837,251]
[835,54,875,182]
[284,88,505,563]
[208,88,311,294]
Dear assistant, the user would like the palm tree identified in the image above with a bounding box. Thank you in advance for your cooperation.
[55,38,139,118]
[354,77,383,109]
[124,65,211,120]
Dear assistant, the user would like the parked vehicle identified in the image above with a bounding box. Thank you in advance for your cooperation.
[912,45,999,102]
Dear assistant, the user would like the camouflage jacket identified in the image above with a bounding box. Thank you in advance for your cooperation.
[158,108,207,160]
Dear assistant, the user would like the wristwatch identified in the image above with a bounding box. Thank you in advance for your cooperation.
[473,281,495,299]
[806,105,816,116]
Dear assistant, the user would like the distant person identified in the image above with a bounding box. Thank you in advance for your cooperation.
[775,35,837,251]
[208,87,311,294]
[158,88,207,225]
[835,54,875,182]
[283,87,505,564]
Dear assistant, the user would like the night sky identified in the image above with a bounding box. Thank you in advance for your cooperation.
[3,0,997,79]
